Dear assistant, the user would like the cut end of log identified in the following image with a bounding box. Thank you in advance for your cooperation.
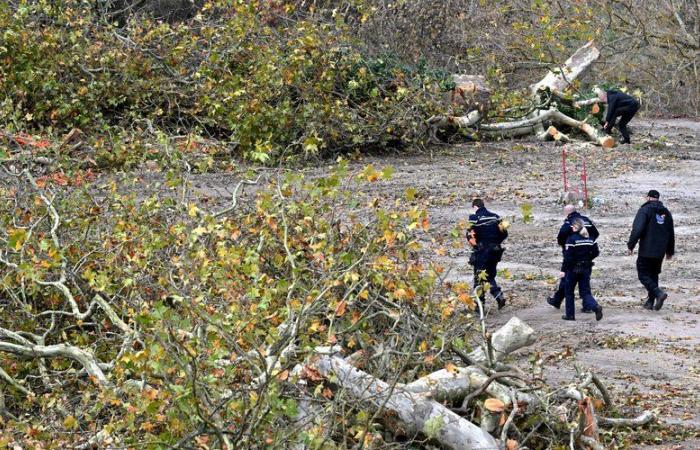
[547,125,558,137]
[601,136,615,148]
[484,398,505,413]
[591,103,600,114]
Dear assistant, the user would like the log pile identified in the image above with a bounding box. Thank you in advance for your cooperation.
[297,317,655,450]
[429,41,615,148]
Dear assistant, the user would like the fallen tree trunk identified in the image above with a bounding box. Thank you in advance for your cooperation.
[314,355,499,450]
[429,41,614,146]
[530,41,600,97]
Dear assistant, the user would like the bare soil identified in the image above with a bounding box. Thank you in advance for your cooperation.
[184,118,700,447]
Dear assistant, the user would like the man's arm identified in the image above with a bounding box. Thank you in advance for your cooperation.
[627,207,647,251]
[591,242,600,260]
[562,241,574,272]
[605,93,618,124]
[556,223,570,248]
[588,221,600,242]
[666,211,675,257]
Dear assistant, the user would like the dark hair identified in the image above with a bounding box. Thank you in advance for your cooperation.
[472,198,484,208]
[647,189,660,199]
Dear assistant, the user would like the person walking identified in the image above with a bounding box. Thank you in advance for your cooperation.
[596,88,640,145]
[561,218,603,321]
[628,190,675,310]
[548,204,599,312]
[468,198,508,309]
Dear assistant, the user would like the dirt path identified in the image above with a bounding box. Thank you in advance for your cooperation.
[185,118,700,446]
[342,119,700,447]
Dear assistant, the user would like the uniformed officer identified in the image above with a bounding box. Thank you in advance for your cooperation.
[561,218,603,321]
[548,204,599,312]
[468,199,508,309]
[627,189,675,310]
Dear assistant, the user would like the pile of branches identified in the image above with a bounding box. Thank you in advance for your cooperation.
[429,42,616,148]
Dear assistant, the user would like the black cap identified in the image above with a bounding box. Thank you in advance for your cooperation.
[647,189,660,199]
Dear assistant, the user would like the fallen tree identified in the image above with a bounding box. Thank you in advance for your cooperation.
[429,41,615,148]
[300,317,655,450]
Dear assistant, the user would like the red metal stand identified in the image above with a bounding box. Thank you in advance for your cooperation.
[561,147,589,208]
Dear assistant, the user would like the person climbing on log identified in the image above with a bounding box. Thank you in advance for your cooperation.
[561,218,603,321]
[596,87,640,144]
[548,204,599,312]
[468,199,508,309]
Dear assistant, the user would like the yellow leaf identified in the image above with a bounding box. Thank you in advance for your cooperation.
[63,415,78,430]
[418,341,429,352]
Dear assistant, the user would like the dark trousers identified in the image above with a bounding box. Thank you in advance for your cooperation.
[473,249,502,301]
[606,105,639,143]
[564,267,599,318]
[637,256,663,297]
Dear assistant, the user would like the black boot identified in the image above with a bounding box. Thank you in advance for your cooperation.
[495,292,506,310]
[561,315,575,321]
[547,297,561,309]
[595,306,603,321]
[643,295,655,310]
[653,288,668,311]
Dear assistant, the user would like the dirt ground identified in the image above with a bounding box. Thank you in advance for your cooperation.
[186,119,700,447]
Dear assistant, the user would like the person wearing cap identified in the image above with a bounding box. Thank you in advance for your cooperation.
[548,204,600,312]
[468,198,508,309]
[596,88,640,144]
[628,190,675,310]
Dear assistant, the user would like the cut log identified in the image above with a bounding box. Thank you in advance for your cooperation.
[314,355,499,450]
[530,41,600,97]
[469,317,535,364]
[549,110,614,147]
[447,75,491,116]
[402,366,536,407]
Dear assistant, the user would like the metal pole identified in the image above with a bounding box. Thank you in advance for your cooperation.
[562,148,568,192]
[581,156,588,208]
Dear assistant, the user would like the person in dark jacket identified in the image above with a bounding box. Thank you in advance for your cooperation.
[561,218,603,321]
[597,89,640,144]
[468,199,508,309]
[628,190,675,310]
[548,204,600,311]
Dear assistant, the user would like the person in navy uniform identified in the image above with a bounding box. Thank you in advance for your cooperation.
[596,88,640,144]
[468,199,508,309]
[548,205,600,312]
[561,218,603,321]
[628,190,675,310]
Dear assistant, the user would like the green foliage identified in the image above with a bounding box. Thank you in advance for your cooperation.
[0,161,474,447]
[0,1,444,164]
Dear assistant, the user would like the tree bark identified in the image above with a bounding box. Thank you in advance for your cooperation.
[314,355,499,450]
[530,41,600,97]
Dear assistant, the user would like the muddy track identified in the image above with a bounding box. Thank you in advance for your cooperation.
[330,119,700,448]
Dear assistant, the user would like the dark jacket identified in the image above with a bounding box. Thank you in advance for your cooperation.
[606,90,640,123]
[562,232,599,272]
[627,200,675,258]
[468,207,508,248]
[557,211,600,248]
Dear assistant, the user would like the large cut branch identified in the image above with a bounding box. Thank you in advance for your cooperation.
[468,317,535,364]
[530,41,600,97]
[314,355,499,450]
